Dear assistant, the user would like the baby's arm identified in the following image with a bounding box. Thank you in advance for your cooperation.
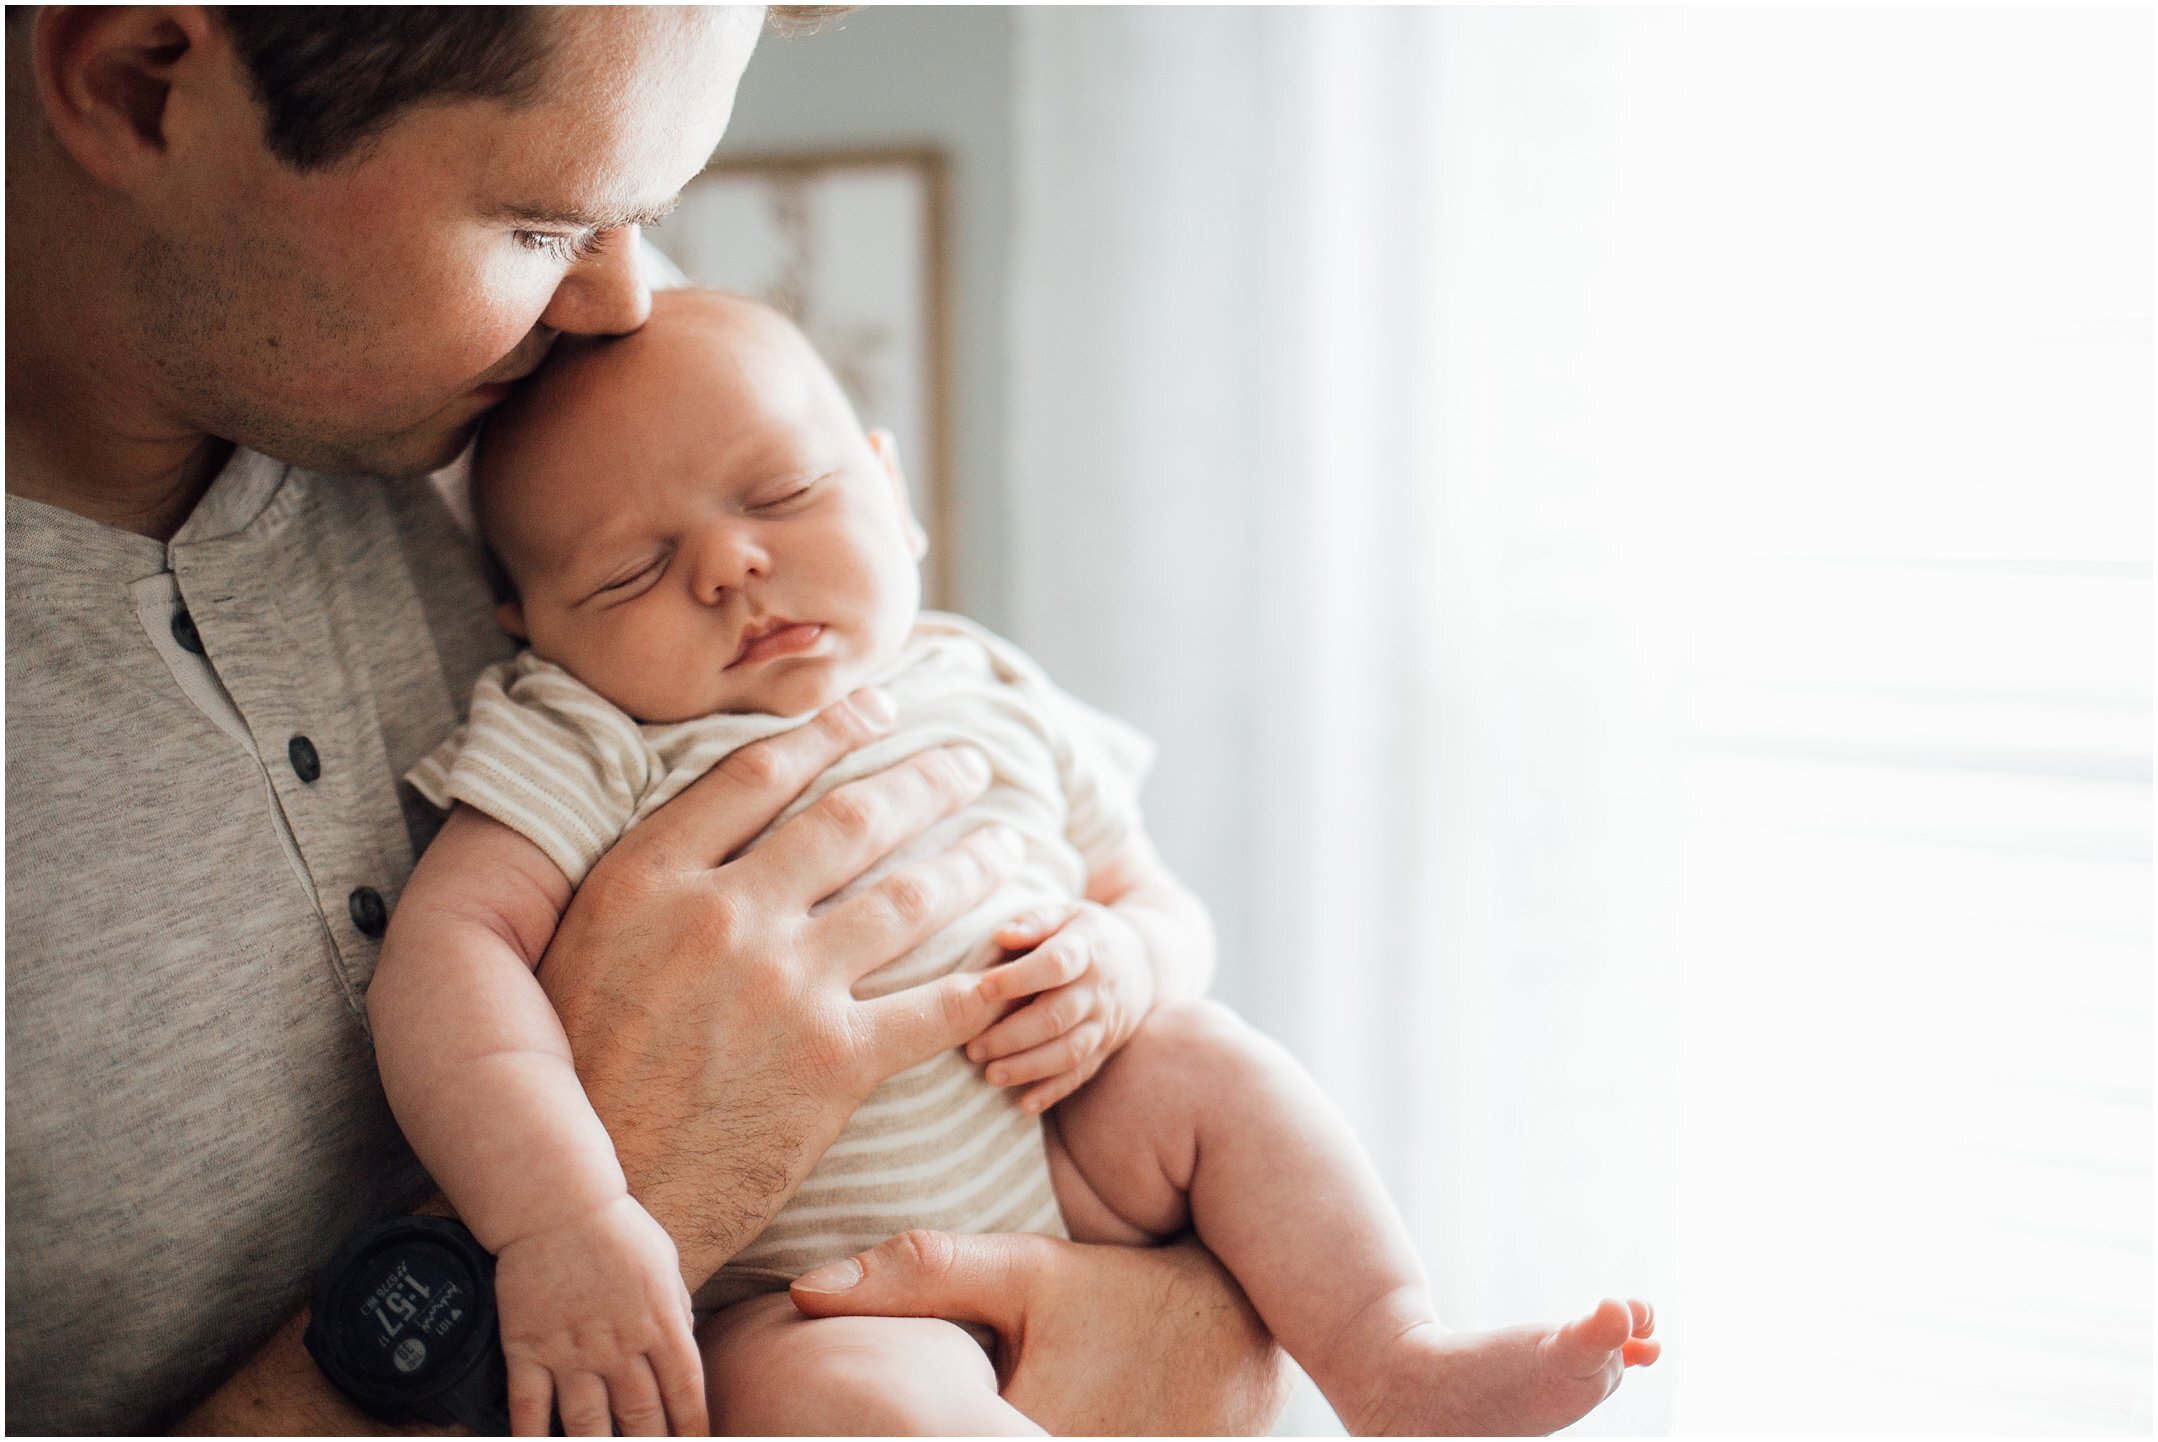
[368,804,705,1435]
[968,830,1214,1111]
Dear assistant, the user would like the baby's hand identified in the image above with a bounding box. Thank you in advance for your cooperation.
[492,1194,707,1436]
[970,902,1156,1113]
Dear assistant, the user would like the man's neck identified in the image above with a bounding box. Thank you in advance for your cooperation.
[4,106,229,542]
[5,411,234,541]
[3,251,234,541]
[5,406,234,542]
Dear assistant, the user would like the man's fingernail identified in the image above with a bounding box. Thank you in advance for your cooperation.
[794,1259,863,1293]
[953,746,991,787]
[986,825,1023,859]
[850,688,896,731]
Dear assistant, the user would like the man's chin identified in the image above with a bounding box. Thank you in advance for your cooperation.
[367,421,483,481]
[272,418,481,481]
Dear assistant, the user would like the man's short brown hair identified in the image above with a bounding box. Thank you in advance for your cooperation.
[210,5,855,173]
[214,7,549,171]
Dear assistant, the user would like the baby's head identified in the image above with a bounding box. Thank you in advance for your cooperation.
[474,289,927,722]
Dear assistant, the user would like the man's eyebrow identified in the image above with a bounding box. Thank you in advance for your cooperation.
[485,195,683,230]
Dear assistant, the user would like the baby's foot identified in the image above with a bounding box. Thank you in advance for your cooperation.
[1339,1298,1660,1436]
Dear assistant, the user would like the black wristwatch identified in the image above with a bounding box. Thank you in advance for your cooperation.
[304,1215,512,1434]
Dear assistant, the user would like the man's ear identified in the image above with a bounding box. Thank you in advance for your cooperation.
[496,599,528,640]
[32,6,226,192]
[866,427,928,562]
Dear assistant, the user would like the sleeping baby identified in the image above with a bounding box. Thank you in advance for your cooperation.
[370,287,1659,1435]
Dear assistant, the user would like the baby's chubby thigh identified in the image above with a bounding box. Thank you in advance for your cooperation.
[696,1291,1027,1436]
[1047,998,1281,1245]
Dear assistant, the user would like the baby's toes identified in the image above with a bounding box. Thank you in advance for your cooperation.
[1550,1298,1635,1374]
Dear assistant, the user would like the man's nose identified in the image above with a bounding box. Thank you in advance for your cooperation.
[538,226,653,338]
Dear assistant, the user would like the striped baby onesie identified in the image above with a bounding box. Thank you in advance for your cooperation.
[406,611,1154,1310]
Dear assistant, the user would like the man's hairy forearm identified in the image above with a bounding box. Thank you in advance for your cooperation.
[171,1194,472,1435]
[170,1311,462,1437]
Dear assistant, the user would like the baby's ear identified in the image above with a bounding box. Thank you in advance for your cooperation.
[867,427,929,562]
[496,599,528,640]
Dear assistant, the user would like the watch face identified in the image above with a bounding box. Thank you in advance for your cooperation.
[338,1239,482,1384]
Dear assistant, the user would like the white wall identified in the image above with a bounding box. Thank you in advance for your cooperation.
[720,7,1019,627]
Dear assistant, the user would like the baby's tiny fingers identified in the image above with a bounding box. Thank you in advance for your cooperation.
[977,940,1088,1005]
[506,1356,554,1437]
[654,1330,711,1437]
[1622,1337,1662,1367]
[993,904,1074,948]
[970,988,1087,1064]
[1628,1298,1654,1336]
[986,1021,1105,1089]
[1019,1067,1092,1115]
[555,1370,612,1437]
[607,1357,670,1437]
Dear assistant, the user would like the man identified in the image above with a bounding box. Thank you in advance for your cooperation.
[4,7,1287,1433]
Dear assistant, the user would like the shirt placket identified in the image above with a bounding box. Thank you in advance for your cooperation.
[172,519,419,1021]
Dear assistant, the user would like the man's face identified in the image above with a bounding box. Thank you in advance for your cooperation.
[129,7,759,479]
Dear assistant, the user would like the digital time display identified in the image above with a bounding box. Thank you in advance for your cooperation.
[345,1241,478,1383]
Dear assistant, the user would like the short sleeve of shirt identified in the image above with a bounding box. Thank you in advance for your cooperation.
[1042,681,1156,871]
[951,620,1157,873]
[405,655,652,885]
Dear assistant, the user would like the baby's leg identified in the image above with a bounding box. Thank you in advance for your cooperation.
[1050,1000,1656,1436]
[696,1293,1041,1436]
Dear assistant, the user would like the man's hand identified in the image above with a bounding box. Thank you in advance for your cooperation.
[971,903,1157,1113]
[789,1231,1291,1435]
[538,689,1024,1290]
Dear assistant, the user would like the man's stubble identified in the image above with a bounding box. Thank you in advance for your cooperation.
[127,224,485,482]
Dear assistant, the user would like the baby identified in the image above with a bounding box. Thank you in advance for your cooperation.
[371,288,1658,1436]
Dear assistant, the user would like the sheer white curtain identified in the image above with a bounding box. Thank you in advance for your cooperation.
[1003,8,2149,1435]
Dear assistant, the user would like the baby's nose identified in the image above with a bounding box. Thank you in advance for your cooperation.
[691,530,769,600]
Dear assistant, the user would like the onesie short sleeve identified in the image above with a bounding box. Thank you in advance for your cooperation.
[1040,681,1155,870]
[943,618,1156,872]
[406,654,653,885]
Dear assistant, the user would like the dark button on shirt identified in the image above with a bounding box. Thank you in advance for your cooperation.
[170,608,204,655]
[348,886,388,939]
[288,735,321,784]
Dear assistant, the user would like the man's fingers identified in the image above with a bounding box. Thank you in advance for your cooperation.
[740,744,997,915]
[815,820,1020,984]
[631,690,894,870]
[857,968,1003,1074]
[788,1229,1053,1339]
[507,1356,555,1437]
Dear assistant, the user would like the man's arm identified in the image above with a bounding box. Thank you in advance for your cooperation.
[794,1231,1292,1435]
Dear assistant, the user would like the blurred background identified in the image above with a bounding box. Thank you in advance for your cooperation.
[658,7,2152,1434]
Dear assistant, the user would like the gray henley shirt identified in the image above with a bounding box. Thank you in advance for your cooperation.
[5,448,514,1433]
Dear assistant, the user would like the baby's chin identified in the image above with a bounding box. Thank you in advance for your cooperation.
[625,656,863,725]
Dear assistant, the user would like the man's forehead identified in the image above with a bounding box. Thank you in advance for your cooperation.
[468,7,755,228]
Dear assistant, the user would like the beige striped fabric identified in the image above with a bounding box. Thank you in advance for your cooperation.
[407,612,1154,1308]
